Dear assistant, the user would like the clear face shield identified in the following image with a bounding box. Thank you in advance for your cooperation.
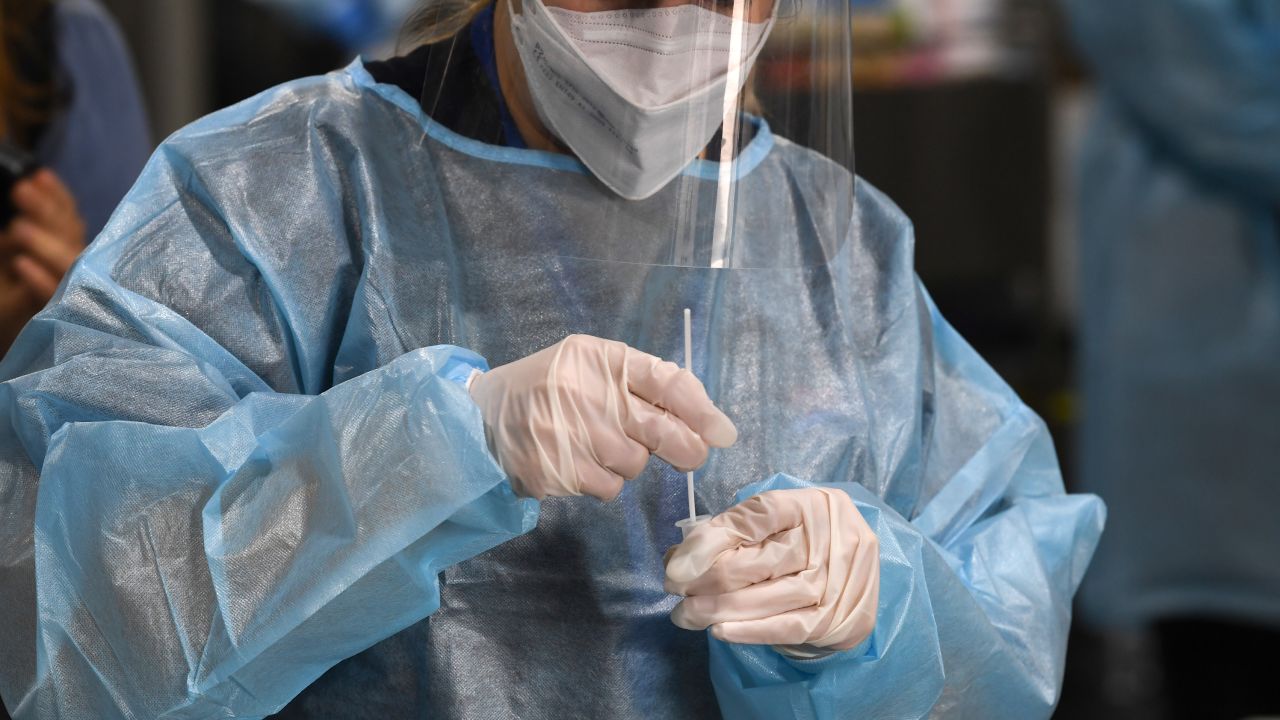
[413,0,856,271]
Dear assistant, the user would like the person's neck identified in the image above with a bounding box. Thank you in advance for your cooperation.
[494,0,566,154]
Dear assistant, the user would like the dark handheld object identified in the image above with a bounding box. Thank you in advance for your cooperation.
[0,141,39,228]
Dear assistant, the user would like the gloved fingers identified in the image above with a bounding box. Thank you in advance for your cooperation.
[665,525,808,596]
[603,435,651,480]
[710,490,810,540]
[706,607,827,647]
[623,398,708,471]
[670,571,824,630]
[557,403,628,500]
[550,337,701,475]
[666,488,881,650]
[811,575,879,651]
[495,417,575,499]
[665,491,806,584]
[573,455,626,501]
[581,403,652,479]
[623,350,737,448]
[469,335,659,501]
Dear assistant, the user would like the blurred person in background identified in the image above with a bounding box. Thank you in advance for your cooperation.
[248,0,421,50]
[0,0,150,353]
[1060,2,1280,718]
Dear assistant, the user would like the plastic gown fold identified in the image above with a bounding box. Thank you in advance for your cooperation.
[0,6,1101,717]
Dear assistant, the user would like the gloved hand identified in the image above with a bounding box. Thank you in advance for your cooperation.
[468,334,737,501]
[664,487,879,658]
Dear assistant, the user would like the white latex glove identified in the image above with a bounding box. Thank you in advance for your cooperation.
[664,487,879,657]
[468,334,737,501]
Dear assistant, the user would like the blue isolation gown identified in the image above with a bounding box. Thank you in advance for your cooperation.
[1061,0,1280,629]
[0,57,1103,719]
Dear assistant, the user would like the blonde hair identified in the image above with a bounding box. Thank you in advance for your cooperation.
[399,0,494,49]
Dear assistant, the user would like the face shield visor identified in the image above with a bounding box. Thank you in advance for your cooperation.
[508,0,778,201]
[410,0,855,271]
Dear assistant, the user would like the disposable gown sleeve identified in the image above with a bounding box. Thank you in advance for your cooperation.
[1059,0,1280,204]
[707,292,1106,719]
[0,154,537,718]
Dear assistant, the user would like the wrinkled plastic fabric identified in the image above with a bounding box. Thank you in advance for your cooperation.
[0,60,1103,719]
[1061,0,1280,628]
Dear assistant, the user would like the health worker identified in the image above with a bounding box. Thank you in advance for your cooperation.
[0,0,1104,717]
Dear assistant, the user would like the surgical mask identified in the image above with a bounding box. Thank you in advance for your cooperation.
[509,0,776,200]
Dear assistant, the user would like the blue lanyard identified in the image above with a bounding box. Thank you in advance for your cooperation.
[470,3,527,149]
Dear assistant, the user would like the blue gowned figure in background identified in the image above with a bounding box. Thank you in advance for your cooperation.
[42,0,151,241]
[1061,0,1280,716]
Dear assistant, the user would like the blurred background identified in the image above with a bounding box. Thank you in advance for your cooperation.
[5,0,1277,717]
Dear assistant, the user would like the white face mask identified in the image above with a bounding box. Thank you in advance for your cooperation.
[509,0,775,200]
